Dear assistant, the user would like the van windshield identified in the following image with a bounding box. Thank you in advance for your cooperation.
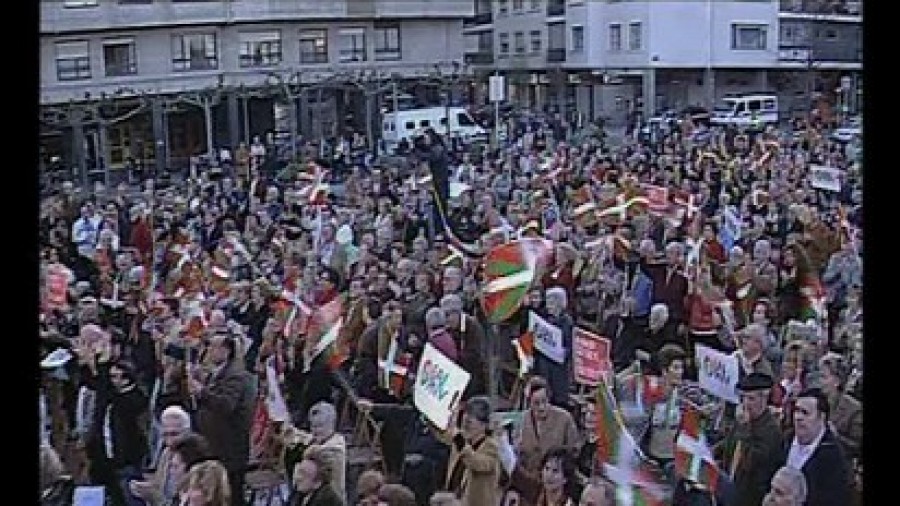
[714,100,736,113]
[457,113,475,127]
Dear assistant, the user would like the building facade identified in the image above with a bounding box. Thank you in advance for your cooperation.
[464,0,861,127]
[40,0,473,173]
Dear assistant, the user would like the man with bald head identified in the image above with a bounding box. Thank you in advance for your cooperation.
[441,294,487,398]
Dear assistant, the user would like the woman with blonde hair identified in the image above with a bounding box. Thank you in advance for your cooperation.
[178,459,231,506]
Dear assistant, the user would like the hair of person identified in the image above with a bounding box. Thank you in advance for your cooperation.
[180,459,231,506]
[356,469,385,498]
[110,359,137,385]
[542,447,579,500]
[160,405,192,431]
[545,286,568,307]
[309,401,337,431]
[797,388,830,421]
[657,344,687,371]
[775,466,808,505]
[527,376,549,400]
[465,395,493,425]
[39,444,65,490]
[425,306,447,330]
[819,353,849,389]
[429,491,461,506]
[217,335,237,362]
[170,432,212,469]
[439,293,463,311]
[377,483,418,506]
[304,446,334,485]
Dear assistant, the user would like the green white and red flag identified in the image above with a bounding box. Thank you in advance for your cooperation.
[674,403,721,493]
[302,296,344,372]
[480,238,553,323]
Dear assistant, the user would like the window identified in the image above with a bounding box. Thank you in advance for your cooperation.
[731,24,767,50]
[299,29,328,64]
[405,121,415,130]
[118,0,152,4]
[748,100,761,113]
[55,40,91,81]
[420,120,430,128]
[513,0,524,12]
[64,0,98,7]
[374,24,401,61]
[530,30,542,54]
[515,32,526,54]
[609,24,621,51]
[824,28,838,40]
[762,99,776,111]
[628,22,642,50]
[498,0,509,15]
[457,113,475,126]
[338,27,367,63]
[171,33,217,71]
[499,33,510,56]
[530,0,542,11]
[239,31,282,68]
[103,38,137,77]
[571,26,584,52]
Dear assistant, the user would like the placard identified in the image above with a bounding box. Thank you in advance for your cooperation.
[413,343,471,431]
[573,327,612,386]
[695,344,740,404]
[528,311,565,364]
[809,165,842,192]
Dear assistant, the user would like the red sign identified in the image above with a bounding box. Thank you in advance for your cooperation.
[573,327,612,386]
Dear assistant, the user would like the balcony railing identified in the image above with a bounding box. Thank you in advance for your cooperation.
[464,12,493,27]
[547,2,566,17]
[465,51,494,65]
[547,48,566,63]
[779,0,861,15]
[779,44,862,63]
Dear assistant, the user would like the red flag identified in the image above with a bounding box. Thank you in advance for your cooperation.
[674,404,721,493]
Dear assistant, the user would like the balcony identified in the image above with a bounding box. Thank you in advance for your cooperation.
[464,12,493,28]
[547,1,566,17]
[547,48,566,63]
[779,0,861,15]
[465,51,495,65]
[779,44,862,63]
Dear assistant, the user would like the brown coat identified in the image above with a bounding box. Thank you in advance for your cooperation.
[445,435,501,506]
[517,406,581,476]
[195,361,257,472]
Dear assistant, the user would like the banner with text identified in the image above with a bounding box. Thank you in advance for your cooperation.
[809,165,842,193]
[573,327,613,386]
[529,311,565,364]
[414,343,472,431]
[695,344,740,403]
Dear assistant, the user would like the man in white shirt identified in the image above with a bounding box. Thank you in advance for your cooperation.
[72,203,102,259]
[782,388,851,506]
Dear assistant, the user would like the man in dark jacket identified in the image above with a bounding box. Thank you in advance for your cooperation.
[191,334,257,506]
[780,388,851,506]
[533,287,574,409]
[440,294,488,399]
[291,448,344,506]
[718,372,784,506]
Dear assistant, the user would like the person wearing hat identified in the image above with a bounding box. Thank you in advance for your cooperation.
[715,372,783,506]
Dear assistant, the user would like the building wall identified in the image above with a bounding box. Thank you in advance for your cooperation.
[41,19,466,104]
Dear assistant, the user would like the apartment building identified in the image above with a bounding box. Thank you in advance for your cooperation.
[40,0,473,173]
[464,0,861,125]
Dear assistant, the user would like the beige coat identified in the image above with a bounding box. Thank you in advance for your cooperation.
[445,435,501,506]
[304,432,348,502]
[830,393,862,460]
[517,406,581,475]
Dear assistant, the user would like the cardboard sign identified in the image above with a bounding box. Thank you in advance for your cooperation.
[528,311,565,364]
[573,327,613,386]
[414,343,471,431]
[785,320,822,343]
[809,165,842,192]
[695,344,740,403]
[646,185,670,213]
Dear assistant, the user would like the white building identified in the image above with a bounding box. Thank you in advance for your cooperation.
[40,0,473,173]
[464,0,861,126]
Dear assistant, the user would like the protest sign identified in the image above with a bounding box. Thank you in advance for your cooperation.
[809,165,842,192]
[529,311,565,364]
[646,185,670,213]
[785,320,822,343]
[695,344,740,403]
[414,343,471,430]
[572,327,612,386]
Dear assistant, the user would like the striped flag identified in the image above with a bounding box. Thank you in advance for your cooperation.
[480,239,552,323]
[596,378,668,505]
[511,331,535,378]
[674,403,721,493]
[302,297,344,372]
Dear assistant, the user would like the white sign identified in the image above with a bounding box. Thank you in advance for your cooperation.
[489,75,506,103]
[414,343,471,431]
[264,358,290,423]
[73,487,106,506]
[529,311,565,364]
[809,165,842,193]
[695,344,740,404]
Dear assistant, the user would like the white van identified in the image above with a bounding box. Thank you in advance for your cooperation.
[710,94,779,128]
[382,106,488,149]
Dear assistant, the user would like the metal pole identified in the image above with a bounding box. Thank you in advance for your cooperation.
[445,82,451,138]
[291,95,299,161]
[494,95,500,149]
[392,81,399,114]
[242,95,250,145]
[99,120,110,189]
[365,89,374,156]
[204,97,215,162]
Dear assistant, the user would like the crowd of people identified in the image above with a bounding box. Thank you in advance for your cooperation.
[38,109,862,506]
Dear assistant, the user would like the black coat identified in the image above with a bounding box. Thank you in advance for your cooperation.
[290,484,344,506]
[195,361,257,473]
[781,429,852,506]
[727,409,784,506]
[84,364,149,471]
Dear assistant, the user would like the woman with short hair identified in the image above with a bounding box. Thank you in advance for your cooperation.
[177,459,231,506]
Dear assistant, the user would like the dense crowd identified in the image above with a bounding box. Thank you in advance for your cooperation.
[39,111,862,506]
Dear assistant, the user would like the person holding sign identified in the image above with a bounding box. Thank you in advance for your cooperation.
[444,396,501,506]
[533,288,574,409]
